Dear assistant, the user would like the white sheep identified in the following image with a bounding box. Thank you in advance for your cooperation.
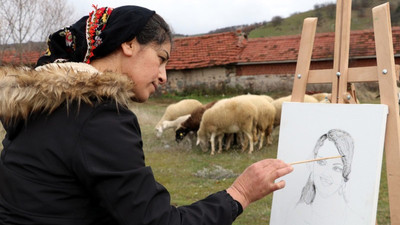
[231,94,276,150]
[155,99,202,137]
[261,94,274,103]
[319,94,332,103]
[312,92,331,102]
[196,98,258,155]
[157,114,191,138]
[271,94,318,126]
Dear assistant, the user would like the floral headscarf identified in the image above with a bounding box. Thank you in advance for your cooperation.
[36,5,155,67]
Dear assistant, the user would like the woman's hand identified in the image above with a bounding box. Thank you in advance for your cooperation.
[226,159,293,209]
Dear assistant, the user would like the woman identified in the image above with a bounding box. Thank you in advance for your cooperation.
[0,5,293,225]
[286,129,363,224]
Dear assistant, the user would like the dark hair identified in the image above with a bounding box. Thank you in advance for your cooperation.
[136,14,172,46]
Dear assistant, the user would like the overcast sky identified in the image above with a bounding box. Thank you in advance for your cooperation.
[67,0,335,35]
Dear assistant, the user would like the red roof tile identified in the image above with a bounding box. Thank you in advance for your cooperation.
[166,32,246,70]
[167,27,400,69]
[1,50,41,65]
[238,27,400,63]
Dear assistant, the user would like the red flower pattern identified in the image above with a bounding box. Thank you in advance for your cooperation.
[84,5,113,63]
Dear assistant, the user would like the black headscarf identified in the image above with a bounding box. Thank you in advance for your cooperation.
[36,5,155,67]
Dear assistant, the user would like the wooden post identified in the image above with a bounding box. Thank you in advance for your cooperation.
[331,0,352,103]
[373,3,400,224]
[291,18,318,102]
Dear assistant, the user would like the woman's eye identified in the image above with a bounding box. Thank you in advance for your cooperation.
[159,56,166,63]
[317,160,327,166]
[333,166,343,173]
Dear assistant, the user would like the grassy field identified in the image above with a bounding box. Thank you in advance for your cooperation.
[0,92,391,224]
[129,94,391,225]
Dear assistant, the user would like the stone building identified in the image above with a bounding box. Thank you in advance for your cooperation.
[165,27,400,95]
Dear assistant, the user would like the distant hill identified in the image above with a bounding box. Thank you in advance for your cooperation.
[195,0,400,38]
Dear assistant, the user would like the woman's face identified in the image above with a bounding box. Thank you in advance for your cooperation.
[313,140,344,198]
[122,40,171,102]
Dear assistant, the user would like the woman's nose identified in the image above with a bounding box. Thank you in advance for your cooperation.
[158,69,167,84]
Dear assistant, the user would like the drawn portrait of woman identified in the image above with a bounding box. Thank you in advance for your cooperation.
[270,103,388,225]
[285,129,365,225]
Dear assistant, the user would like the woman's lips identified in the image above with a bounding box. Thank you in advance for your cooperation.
[319,176,333,186]
[152,82,158,91]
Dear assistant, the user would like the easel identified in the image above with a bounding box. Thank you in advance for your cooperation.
[290,0,400,224]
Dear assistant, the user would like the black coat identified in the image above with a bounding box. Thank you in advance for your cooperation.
[0,64,238,225]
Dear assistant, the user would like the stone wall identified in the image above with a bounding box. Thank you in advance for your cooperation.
[164,66,228,93]
[163,66,333,94]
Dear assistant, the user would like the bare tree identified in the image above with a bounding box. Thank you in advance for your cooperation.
[0,0,76,65]
[0,18,14,64]
[37,0,76,43]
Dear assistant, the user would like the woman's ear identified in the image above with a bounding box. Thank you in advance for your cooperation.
[121,39,138,56]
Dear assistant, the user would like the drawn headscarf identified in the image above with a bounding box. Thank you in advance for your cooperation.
[36,5,155,67]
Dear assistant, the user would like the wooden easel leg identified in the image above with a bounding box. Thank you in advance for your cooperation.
[373,3,400,224]
[291,18,318,102]
[331,0,352,103]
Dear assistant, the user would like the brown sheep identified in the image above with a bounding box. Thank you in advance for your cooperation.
[175,100,219,143]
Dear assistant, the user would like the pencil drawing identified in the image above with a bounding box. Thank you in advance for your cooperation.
[284,129,365,225]
[270,103,388,225]
[299,129,354,204]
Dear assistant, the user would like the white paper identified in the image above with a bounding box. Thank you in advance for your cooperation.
[270,102,388,225]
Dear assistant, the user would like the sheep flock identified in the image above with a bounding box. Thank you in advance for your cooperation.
[155,93,327,155]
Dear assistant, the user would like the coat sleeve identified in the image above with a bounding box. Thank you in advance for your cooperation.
[73,103,238,225]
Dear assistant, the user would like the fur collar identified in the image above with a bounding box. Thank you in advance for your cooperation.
[0,63,135,123]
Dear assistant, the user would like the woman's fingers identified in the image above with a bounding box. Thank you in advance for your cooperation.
[271,180,287,192]
[271,164,294,181]
[227,159,294,209]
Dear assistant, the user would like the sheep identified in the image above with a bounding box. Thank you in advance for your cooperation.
[315,93,362,103]
[311,92,331,102]
[311,92,332,103]
[271,94,318,126]
[158,114,191,136]
[155,99,202,137]
[261,94,274,103]
[319,95,332,103]
[175,100,219,143]
[196,95,275,152]
[196,98,258,155]
[231,94,276,150]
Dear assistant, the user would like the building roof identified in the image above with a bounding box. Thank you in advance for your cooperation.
[2,27,400,68]
[1,50,41,65]
[166,30,245,70]
[166,26,400,70]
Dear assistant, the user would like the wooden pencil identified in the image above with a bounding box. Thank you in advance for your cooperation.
[289,155,343,165]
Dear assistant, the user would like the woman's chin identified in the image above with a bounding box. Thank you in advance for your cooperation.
[132,95,149,103]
